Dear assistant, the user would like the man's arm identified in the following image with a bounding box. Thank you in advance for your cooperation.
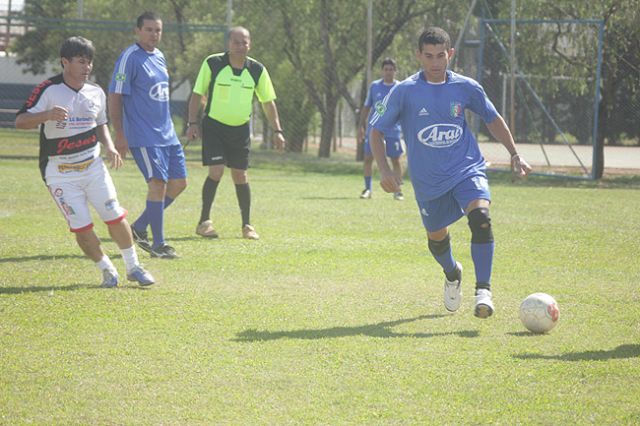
[96,123,122,170]
[486,115,532,177]
[15,106,68,129]
[358,106,371,142]
[186,92,205,141]
[261,100,285,150]
[107,93,128,157]
[371,128,400,193]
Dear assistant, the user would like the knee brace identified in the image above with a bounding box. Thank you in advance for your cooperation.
[468,208,494,244]
[428,234,451,256]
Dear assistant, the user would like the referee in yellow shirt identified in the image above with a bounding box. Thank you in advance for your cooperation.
[187,26,285,240]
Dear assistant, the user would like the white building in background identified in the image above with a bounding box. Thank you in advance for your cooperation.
[0,56,53,84]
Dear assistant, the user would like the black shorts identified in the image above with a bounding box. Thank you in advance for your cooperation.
[201,117,251,170]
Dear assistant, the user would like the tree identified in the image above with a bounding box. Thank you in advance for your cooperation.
[252,0,435,158]
[10,0,227,92]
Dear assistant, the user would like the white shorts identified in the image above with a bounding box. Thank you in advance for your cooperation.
[46,157,127,232]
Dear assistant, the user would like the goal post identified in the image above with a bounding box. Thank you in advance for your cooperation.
[471,19,604,179]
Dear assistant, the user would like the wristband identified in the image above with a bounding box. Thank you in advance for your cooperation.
[274,129,284,134]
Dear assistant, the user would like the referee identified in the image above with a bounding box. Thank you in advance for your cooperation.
[187,26,285,240]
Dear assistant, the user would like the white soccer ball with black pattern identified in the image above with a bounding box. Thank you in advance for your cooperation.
[519,293,560,333]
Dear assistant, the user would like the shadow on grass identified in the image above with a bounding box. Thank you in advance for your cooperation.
[513,344,640,361]
[0,283,154,294]
[0,254,87,263]
[100,236,203,244]
[0,284,89,294]
[233,314,479,341]
[301,196,355,201]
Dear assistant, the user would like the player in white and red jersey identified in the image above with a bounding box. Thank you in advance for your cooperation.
[15,36,155,288]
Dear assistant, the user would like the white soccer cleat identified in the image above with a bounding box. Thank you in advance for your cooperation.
[443,262,462,312]
[474,288,495,319]
[359,189,372,199]
[127,265,155,287]
[100,268,119,288]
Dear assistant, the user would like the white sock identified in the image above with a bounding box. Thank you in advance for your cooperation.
[96,254,115,272]
[120,246,139,273]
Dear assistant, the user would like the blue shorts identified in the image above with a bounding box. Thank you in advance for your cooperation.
[364,137,403,158]
[416,175,491,232]
[130,144,187,182]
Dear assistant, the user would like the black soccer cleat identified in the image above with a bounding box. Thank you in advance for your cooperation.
[131,225,152,254]
[150,244,178,259]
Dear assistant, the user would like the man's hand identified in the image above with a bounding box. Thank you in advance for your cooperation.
[187,123,200,141]
[273,132,286,151]
[511,154,532,177]
[379,169,402,193]
[105,145,123,170]
[48,106,69,122]
[114,132,129,158]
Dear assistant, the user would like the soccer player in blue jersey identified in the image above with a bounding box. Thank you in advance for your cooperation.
[358,58,404,200]
[369,27,532,318]
[108,11,187,259]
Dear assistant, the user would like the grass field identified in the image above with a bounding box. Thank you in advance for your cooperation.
[1,128,639,424]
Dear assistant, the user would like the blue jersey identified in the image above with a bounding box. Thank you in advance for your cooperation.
[371,70,499,201]
[108,44,179,147]
[364,79,401,140]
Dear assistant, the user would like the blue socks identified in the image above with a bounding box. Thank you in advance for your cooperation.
[133,196,174,231]
[429,235,494,286]
[136,200,165,249]
[163,196,175,210]
[364,176,372,191]
[471,242,494,287]
[428,235,457,279]
[434,249,457,279]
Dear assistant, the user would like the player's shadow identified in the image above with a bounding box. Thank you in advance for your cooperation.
[233,314,479,342]
[101,236,207,244]
[0,254,87,263]
[513,344,640,361]
[301,196,357,201]
[0,282,153,294]
[0,284,89,294]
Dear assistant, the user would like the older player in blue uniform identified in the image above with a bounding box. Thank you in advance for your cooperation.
[108,11,187,259]
[358,58,404,200]
[370,27,531,318]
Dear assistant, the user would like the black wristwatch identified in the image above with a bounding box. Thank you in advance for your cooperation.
[274,129,284,134]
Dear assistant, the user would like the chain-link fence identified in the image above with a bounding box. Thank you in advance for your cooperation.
[0,15,227,137]
[2,1,639,177]
[454,18,606,177]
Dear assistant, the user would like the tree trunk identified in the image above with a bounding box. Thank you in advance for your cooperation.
[287,116,311,153]
[318,95,339,158]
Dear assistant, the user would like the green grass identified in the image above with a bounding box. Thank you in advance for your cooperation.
[1,128,639,424]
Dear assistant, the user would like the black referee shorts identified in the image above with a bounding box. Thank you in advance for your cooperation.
[201,117,251,170]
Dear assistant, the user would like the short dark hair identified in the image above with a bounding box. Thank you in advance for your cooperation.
[60,36,95,62]
[381,57,397,69]
[228,26,250,40]
[137,11,161,28]
[418,27,451,51]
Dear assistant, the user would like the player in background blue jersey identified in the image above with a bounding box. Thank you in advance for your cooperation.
[370,27,531,318]
[108,11,187,259]
[358,58,404,200]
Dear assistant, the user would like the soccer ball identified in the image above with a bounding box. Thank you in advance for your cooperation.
[519,293,560,333]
